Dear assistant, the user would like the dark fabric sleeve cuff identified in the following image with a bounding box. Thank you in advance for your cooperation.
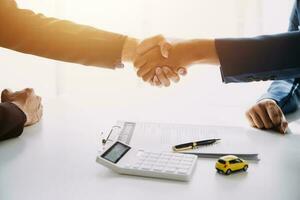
[0,102,26,142]
[215,38,235,83]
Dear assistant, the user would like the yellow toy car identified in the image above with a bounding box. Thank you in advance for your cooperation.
[215,155,248,175]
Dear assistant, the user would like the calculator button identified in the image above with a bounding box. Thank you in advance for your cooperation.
[169,160,180,165]
[179,164,190,169]
[135,161,143,165]
[136,150,145,157]
[165,167,176,173]
[141,164,152,170]
[132,166,140,170]
[146,158,157,163]
[153,166,164,172]
[160,155,170,160]
[182,161,193,165]
[173,155,182,160]
[149,156,159,160]
[158,159,168,163]
[182,157,193,161]
[150,153,161,157]
[143,152,150,157]
[172,157,182,161]
[177,169,189,175]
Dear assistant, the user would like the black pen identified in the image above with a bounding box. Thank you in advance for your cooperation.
[172,139,221,152]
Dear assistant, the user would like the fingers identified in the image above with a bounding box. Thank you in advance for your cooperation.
[156,68,170,87]
[24,96,43,127]
[248,111,264,129]
[245,112,256,127]
[37,104,43,120]
[1,88,35,103]
[137,63,155,78]
[246,99,288,134]
[136,35,166,55]
[134,55,148,69]
[135,47,162,77]
[159,42,172,58]
[162,67,180,83]
[265,101,282,126]
[142,69,156,82]
[254,103,273,129]
[36,99,43,122]
[276,116,288,134]
[143,67,184,87]
[153,76,162,87]
[178,67,188,76]
[24,88,34,95]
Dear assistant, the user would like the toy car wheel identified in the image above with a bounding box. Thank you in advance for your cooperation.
[226,169,231,175]
[243,165,248,171]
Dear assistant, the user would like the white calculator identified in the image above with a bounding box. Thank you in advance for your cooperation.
[96,141,197,181]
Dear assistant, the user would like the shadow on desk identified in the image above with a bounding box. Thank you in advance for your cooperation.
[0,137,26,165]
[0,122,42,165]
[286,107,300,123]
[285,108,300,135]
[96,169,189,185]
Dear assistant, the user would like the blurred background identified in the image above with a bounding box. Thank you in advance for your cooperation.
[0,0,295,111]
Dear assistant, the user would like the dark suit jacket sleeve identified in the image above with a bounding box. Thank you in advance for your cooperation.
[0,0,127,69]
[216,1,300,84]
[258,1,300,115]
[0,102,26,142]
[215,30,300,83]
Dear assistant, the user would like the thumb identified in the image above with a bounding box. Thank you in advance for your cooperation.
[136,35,165,55]
[159,41,172,58]
[1,89,13,102]
[277,120,288,134]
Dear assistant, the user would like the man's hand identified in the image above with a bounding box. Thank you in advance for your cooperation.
[1,88,43,126]
[135,35,187,87]
[135,38,219,87]
[245,99,288,134]
[135,41,191,84]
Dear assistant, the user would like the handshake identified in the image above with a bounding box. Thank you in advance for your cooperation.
[1,36,287,135]
[125,35,220,87]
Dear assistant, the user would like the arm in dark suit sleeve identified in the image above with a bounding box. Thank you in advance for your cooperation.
[216,0,300,83]
[257,1,300,114]
[0,102,26,142]
[215,31,300,83]
[216,1,300,84]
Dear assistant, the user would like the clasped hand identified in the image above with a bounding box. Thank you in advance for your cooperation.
[134,35,188,87]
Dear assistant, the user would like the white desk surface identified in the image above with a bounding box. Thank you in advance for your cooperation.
[1,96,300,200]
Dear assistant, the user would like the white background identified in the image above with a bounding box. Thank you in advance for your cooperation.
[0,0,295,110]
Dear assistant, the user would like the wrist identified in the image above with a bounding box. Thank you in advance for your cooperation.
[122,37,140,63]
[11,101,28,124]
[259,98,277,104]
[190,39,220,65]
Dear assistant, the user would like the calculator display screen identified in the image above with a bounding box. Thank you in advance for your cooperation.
[101,142,131,163]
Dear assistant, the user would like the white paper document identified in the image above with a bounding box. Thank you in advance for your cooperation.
[115,121,259,160]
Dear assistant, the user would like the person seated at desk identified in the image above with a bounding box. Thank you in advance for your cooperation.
[245,1,300,134]
[134,0,300,134]
[0,88,42,141]
[0,0,186,142]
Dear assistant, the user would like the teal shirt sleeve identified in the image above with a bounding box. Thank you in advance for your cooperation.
[258,79,300,114]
